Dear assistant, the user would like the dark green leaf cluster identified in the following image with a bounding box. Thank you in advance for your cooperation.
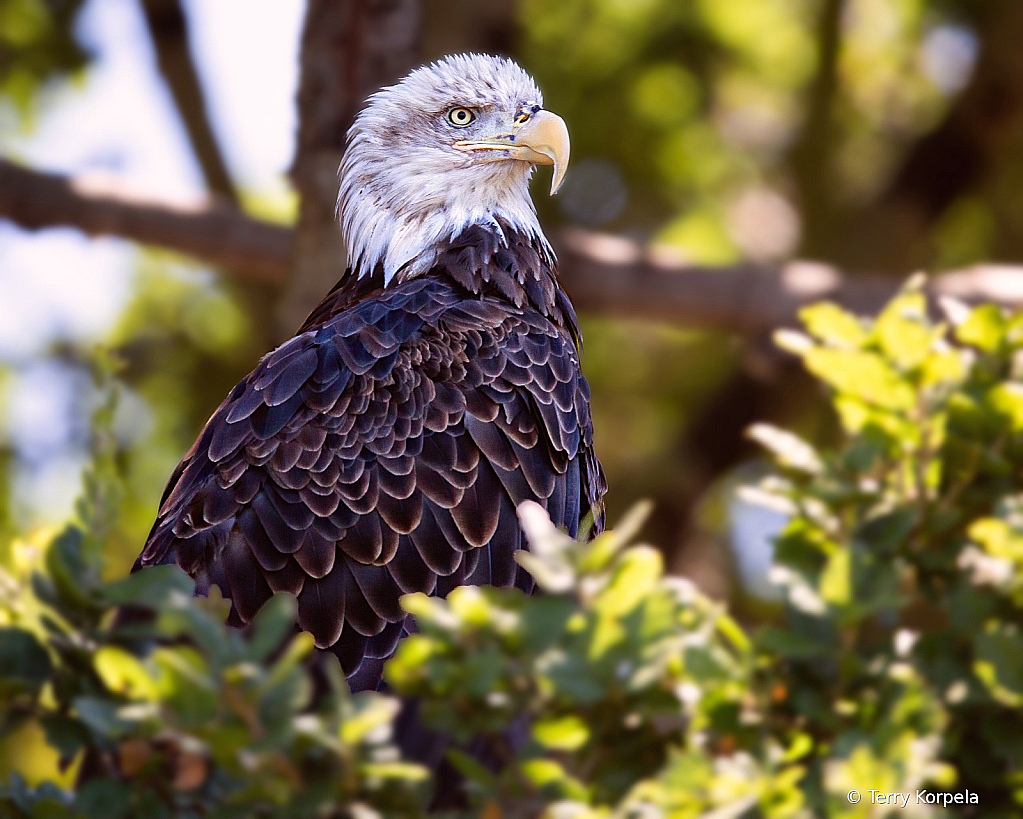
[0,539,429,819]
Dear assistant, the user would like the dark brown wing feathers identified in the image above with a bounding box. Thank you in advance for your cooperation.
[136,223,605,691]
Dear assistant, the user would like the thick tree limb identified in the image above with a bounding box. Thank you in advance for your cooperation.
[554,229,1023,333]
[0,159,289,281]
[4,156,1023,332]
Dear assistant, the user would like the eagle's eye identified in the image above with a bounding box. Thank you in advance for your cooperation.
[445,106,476,127]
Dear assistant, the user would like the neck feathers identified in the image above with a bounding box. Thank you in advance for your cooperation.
[429,220,581,344]
[302,220,579,346]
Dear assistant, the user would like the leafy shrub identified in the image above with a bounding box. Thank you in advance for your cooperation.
[0,362,428,818]
[3,278,1023,817]
[746,279,1023,817]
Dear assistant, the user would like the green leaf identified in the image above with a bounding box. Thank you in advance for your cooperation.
[757,627,833,659]
[802,348,915,410]
[854,508,919,556]
[799,302,867,348]
[445,748,497,789]
[39,715,90,761]
[532,715,590,750]
[245,592,299,663]
[0,627,53,696]
[43,527,102,615]
[958,304,1006,352]
[93,646,159,701]
[520,595,575,654]
[74,780,131,819]
[543,653,606,703]
[974,624,1023,707]
[103,564,193,607]
[72,697,131,737]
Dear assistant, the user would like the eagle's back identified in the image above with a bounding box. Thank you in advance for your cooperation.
[136,223,605,692]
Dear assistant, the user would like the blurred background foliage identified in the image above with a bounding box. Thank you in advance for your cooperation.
[3,0,1023,806]
[5,0,1010,574]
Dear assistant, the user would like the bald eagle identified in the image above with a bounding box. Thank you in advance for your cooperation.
[135,53,606,693]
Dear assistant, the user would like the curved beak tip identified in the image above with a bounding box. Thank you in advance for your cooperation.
[549,164,567,196]
[518,110,570,196]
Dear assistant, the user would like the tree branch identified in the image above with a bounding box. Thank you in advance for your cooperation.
[140,0,239,204]
[280,0,422,338]
[0,158,288,281]
[554,229,1023,333]
[4,156,1022,332]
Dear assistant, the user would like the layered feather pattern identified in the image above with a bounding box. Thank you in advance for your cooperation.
[136,222,605,692]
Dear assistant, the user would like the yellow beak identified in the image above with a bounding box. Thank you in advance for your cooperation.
[453,110,570,195]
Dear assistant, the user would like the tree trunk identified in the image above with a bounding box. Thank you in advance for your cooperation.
[277,0,422,341]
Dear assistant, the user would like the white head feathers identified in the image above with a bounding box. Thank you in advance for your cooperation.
[337,54,557,284]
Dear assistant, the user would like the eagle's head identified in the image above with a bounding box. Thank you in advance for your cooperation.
[338,53,569,284]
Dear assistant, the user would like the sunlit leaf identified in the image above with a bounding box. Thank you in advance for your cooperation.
[799,302,866,348]
[874,296,932,371]
[921,350,965,387]
[986,383,1023,431]
[94,646,158,701]
[340,694,400,746]
[598,546,663,615]
[803,348,915,410]
[533,715,591,751]
[958,304,1006,353]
